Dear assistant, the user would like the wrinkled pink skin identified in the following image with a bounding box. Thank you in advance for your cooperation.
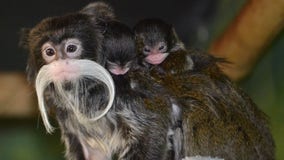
[109,67,130,75]
[145,49,169,65]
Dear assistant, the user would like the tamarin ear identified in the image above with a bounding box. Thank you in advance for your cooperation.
[169,26,185,52]
[96,19,108,34]
[18,28,31,50]
[26,57,38,84]
[80,1,115,21]
[19,28,37,83]
[80,2,115,35]
[170,25,179,40]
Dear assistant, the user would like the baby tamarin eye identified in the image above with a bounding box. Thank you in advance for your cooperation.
[143,46,151,54]
[158,42,167,52]
[158,45,165,51]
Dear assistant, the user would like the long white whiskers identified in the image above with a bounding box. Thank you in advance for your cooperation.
[73,59,115,121]
[35,59,115,133]
[35,65,55,133]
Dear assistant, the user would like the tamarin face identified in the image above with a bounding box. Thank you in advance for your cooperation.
[102,21,137,75]
[20,12,115,133]
[21,13,105,82]
[134,18,184,65]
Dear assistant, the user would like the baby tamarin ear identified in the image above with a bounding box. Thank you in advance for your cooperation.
[80,1,116,34]
[80,1,115,20]
[168,26,186,52]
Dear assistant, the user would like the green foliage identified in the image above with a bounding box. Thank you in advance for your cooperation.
[0,119,64,160]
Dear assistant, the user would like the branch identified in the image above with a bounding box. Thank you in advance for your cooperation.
[209,0,284,82]
[0,72,37,118]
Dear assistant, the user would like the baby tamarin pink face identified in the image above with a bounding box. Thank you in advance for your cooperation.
[134,18,184,66]
[143,41,169,65]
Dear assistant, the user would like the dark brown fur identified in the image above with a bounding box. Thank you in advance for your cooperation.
[134,19,275,160]
[19,3,173,160]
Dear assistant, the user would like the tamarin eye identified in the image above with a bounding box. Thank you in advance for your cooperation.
[64,38,82,58]
[143,46,151,54]
[45,48,55,56]
[66,44,77,53]
[41,43,57,63]
[158,45,165,51]
[158,42,167,52]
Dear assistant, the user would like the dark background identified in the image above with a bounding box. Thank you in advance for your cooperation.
[1,0,283,159]
[1,0,219,71]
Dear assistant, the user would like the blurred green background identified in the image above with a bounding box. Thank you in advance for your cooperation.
[0,0,283,159]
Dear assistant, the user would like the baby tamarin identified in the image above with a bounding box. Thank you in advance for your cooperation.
[134,18,275,160]
[19,3,176,160]
[101,21,137,76]
[133,18,194,74]
[97,17,184,159]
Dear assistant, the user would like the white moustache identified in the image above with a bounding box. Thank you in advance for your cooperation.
[35,59,115,133]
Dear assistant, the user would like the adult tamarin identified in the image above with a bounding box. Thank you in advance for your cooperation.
[19,3,173,160]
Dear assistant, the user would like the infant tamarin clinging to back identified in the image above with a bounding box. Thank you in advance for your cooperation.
[101,21,137,76]
[133,18,194,74]
[133,18,275,160]
[96,16,186,160]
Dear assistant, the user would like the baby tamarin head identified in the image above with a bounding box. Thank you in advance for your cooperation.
[133,18,185,65]
[102,21,137,75]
